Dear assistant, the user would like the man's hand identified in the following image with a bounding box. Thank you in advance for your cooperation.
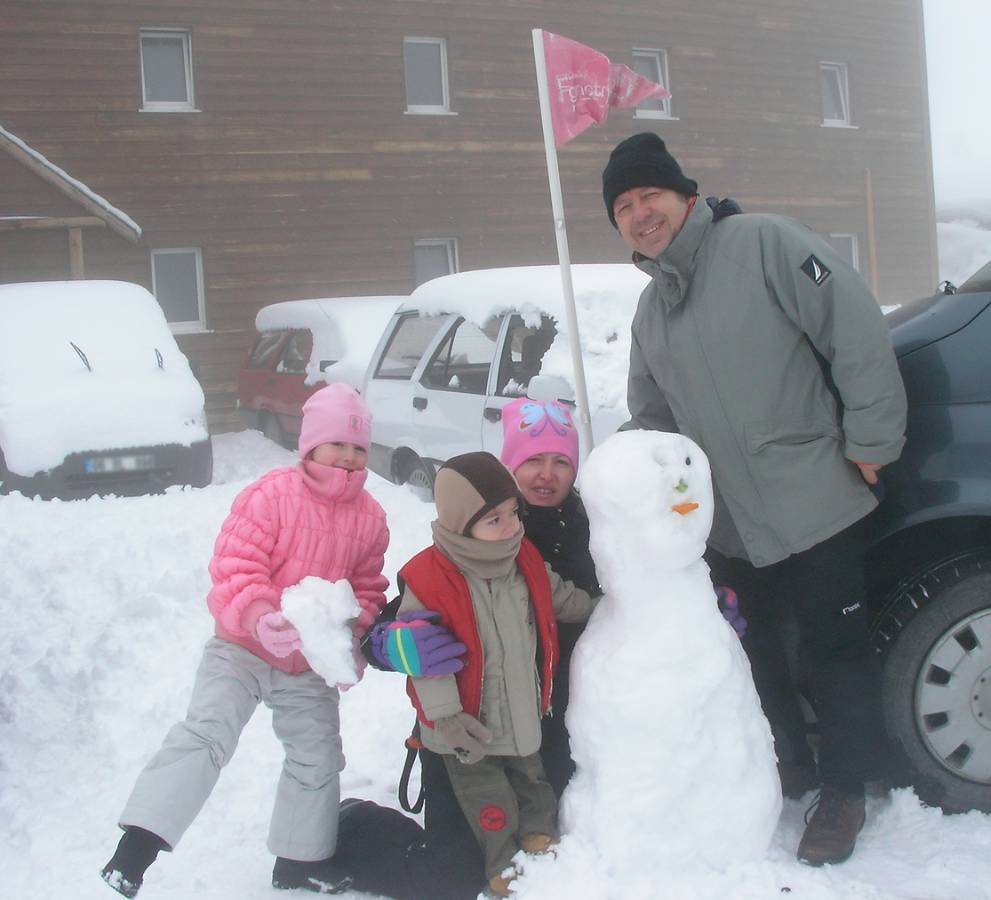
[853,461,882,485]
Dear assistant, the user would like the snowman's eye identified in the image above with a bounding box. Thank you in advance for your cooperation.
[685,456,691,466]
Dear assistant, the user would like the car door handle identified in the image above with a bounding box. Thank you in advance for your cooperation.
[484,407,502,422]
[413,397,427,411]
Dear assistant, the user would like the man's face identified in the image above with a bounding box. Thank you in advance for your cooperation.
[613,186,691,258]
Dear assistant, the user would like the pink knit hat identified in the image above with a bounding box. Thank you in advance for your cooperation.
[500,397,579,474]
[298,383,373,459]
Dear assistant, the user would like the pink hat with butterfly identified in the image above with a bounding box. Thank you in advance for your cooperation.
[499,396,580,474]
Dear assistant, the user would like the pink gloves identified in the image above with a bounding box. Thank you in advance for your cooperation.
[255,611,302,658]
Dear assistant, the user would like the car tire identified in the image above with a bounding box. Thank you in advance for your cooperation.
[261,413,287,449]
[399,455,435,501]
[879,549,991,813]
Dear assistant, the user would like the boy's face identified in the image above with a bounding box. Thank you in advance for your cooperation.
[468,496,522,541]
[309,441,368,471]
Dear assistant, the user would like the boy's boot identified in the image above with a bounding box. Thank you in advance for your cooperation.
[520,832,558,855]
[486,871,516,898]
[100,826,170,898]
[797,785,866,866]
[272,856,354,894]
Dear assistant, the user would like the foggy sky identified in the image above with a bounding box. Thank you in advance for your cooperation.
[924,0,989,209]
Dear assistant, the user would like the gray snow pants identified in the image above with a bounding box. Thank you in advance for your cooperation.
[119,637,343,861]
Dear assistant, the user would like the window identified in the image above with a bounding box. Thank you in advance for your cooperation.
[151,248,205,331]
[276,332,312,375]
[403,37,450,114]
[827,233,860,272]
[820,62,851,126]
[413,238,459,286]
[373,313,447,380]
[140,29,195,111]
[496,315,558,396]
[632,49,672,118]
[248,333,285,369]
[421,316,502,394]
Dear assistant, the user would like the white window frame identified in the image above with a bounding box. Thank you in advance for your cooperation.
[151,247,206,333]
[140,28,196,112]
[632,48,673,119]
[413,238,459,287]
[827,233,860,272]
[403,36,453,115]
[820,61,852,127]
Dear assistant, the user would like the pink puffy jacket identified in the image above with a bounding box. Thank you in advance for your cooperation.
[207,462,389,674]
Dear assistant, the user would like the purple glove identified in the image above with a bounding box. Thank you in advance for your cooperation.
[369,610,468,676]
[715,586,747,638]
[255,611,302,658]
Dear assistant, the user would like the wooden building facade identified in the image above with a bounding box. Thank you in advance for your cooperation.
[0,0,937,431]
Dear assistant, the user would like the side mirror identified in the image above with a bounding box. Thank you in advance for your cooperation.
[527,374,575,405]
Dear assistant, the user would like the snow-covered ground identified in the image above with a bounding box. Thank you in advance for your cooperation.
[936,204,991,287]
[3,430,990,899]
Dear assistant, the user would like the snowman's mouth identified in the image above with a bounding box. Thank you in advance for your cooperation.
[671,502,699,515]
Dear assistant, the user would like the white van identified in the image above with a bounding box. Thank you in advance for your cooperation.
[362,264,650,493]
[0,280,212,498]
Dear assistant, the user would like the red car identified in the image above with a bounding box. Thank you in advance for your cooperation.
[237,296,405,448]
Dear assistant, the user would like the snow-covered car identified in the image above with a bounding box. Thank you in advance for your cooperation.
[867,258,991,814]
[362,264,648,493]
[238,295,404,448]
[0,280,212,498]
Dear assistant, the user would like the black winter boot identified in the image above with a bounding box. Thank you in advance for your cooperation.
[100,826,170,898]
[272,856,354,894]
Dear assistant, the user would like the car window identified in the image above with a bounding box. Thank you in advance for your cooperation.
[248,333,285,369]
[421,315,503,394]
[373,313,447,380]
[276,331,312,375]
[495,315,558,396]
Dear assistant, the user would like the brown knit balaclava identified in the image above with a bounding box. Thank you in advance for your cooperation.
[434,452,523,536]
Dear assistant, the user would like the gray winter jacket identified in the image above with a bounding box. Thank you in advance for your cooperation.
[626,198,907,567]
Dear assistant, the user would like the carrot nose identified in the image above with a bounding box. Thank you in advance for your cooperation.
[671,502,699,515]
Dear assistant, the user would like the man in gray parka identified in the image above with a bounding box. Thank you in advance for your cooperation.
[602,132,907,867]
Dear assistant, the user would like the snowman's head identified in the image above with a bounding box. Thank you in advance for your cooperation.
[578,430,713,569]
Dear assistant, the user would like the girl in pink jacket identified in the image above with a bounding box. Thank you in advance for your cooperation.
[100,383,389,898]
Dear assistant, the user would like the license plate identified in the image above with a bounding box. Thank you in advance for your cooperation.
[84,453,157,474]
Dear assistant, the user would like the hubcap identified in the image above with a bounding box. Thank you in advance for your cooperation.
[915,609,991,784]
[405,465,433,501]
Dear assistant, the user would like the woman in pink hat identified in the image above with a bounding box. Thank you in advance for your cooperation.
[101,383,389,898]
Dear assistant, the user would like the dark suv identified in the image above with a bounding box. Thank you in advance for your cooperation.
[866,259,991,813]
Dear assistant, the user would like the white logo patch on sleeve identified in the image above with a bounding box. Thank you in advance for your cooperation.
[800,254,831,286]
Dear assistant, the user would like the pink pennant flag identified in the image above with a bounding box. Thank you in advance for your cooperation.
[542,31,671,147]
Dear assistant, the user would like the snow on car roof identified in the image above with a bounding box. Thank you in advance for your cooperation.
[0,281,206,476]
[255,295,405,389]
[408,264,650,419]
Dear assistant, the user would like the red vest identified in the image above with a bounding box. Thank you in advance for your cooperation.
[399,538,559,727]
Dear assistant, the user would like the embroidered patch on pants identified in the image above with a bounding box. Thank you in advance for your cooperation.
[800,254,831,286]
[479,804,508,832]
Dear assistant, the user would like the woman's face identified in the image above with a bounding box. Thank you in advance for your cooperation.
[513,452,576,508]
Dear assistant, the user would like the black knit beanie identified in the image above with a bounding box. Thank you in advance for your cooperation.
[602,132,698,227]
[434,452,523,536]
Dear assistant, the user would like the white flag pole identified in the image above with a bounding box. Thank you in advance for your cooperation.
[531,28,595,458]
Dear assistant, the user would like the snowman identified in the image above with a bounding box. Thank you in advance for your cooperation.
[559,429,781,871]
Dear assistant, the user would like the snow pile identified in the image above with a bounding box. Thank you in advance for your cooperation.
[0,281,207,475]
[1,433,990,900]
[255,296,404,389]
[936,219,991,288]
[281,577,361,686]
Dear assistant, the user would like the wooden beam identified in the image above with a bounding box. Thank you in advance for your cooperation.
[68,227,84,279]
[864,168,881,297]
[0,131,140,243]
[0,216,107,232]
